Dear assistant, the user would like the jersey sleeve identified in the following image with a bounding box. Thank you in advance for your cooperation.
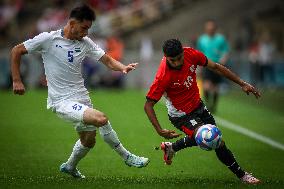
[192,48,208,67]
[146,62,169,102]
[85,37,105,61]
[23,32,52,53]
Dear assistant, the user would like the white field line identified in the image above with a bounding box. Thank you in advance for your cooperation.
[215,116,284,151]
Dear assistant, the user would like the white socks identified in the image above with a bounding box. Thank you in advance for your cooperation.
[99,121,130,160]
[66,139,90,170]
[65,122,130,169]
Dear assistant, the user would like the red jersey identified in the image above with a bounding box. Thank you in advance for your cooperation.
[146,47,208,117]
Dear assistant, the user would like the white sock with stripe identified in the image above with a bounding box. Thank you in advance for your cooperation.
[99,121,130,160]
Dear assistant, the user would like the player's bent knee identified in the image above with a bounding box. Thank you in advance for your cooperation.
[83,108,108,127]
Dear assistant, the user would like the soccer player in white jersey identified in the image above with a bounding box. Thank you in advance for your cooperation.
[10,5,149,179]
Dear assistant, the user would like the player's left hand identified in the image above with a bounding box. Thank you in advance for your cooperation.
[122,63,138,74]
[241,81,261,99]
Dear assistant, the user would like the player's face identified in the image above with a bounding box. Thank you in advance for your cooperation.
[166,53,184,70]
[70,19,92,40]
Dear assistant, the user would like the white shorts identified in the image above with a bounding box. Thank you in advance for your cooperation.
[52,100,97,132]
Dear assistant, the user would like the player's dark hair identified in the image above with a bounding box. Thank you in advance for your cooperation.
[163,39,183,57]
[70,5,95,22]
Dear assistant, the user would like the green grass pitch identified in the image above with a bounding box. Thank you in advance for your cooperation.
[0,89,283,189]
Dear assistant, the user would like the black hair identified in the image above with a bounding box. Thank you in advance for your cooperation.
[162,39,183,57]
[70,5,95,22]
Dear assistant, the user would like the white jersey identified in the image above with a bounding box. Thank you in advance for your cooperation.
[23,29,105,108]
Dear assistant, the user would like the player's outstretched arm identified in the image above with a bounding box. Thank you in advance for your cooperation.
[207,59,261,99]
[10,43,28,95]
[144,99,181,139]
[99,54,138,74]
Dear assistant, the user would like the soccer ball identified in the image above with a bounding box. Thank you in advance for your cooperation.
[195,124,222,151]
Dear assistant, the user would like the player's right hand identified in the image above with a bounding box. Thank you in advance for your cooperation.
[13,81,25,95]
[159,129,181,139]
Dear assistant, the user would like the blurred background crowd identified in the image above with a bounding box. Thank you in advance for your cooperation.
[0,0,284,91]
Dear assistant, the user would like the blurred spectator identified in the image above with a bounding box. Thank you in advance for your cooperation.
[99,36,125,88]
[0,49,10,89]
[36,7,68,33]
[0,0,23,38]
[88,0,118,12]
[139,35,153,88]
[197,19,230,113]
[258,32,275,87]
[22,53,46,88]
[93,13,113,36]
[248,40,261,87]
[106,36,124,61]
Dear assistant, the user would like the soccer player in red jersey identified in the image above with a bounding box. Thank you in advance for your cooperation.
[144,39,261,184]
